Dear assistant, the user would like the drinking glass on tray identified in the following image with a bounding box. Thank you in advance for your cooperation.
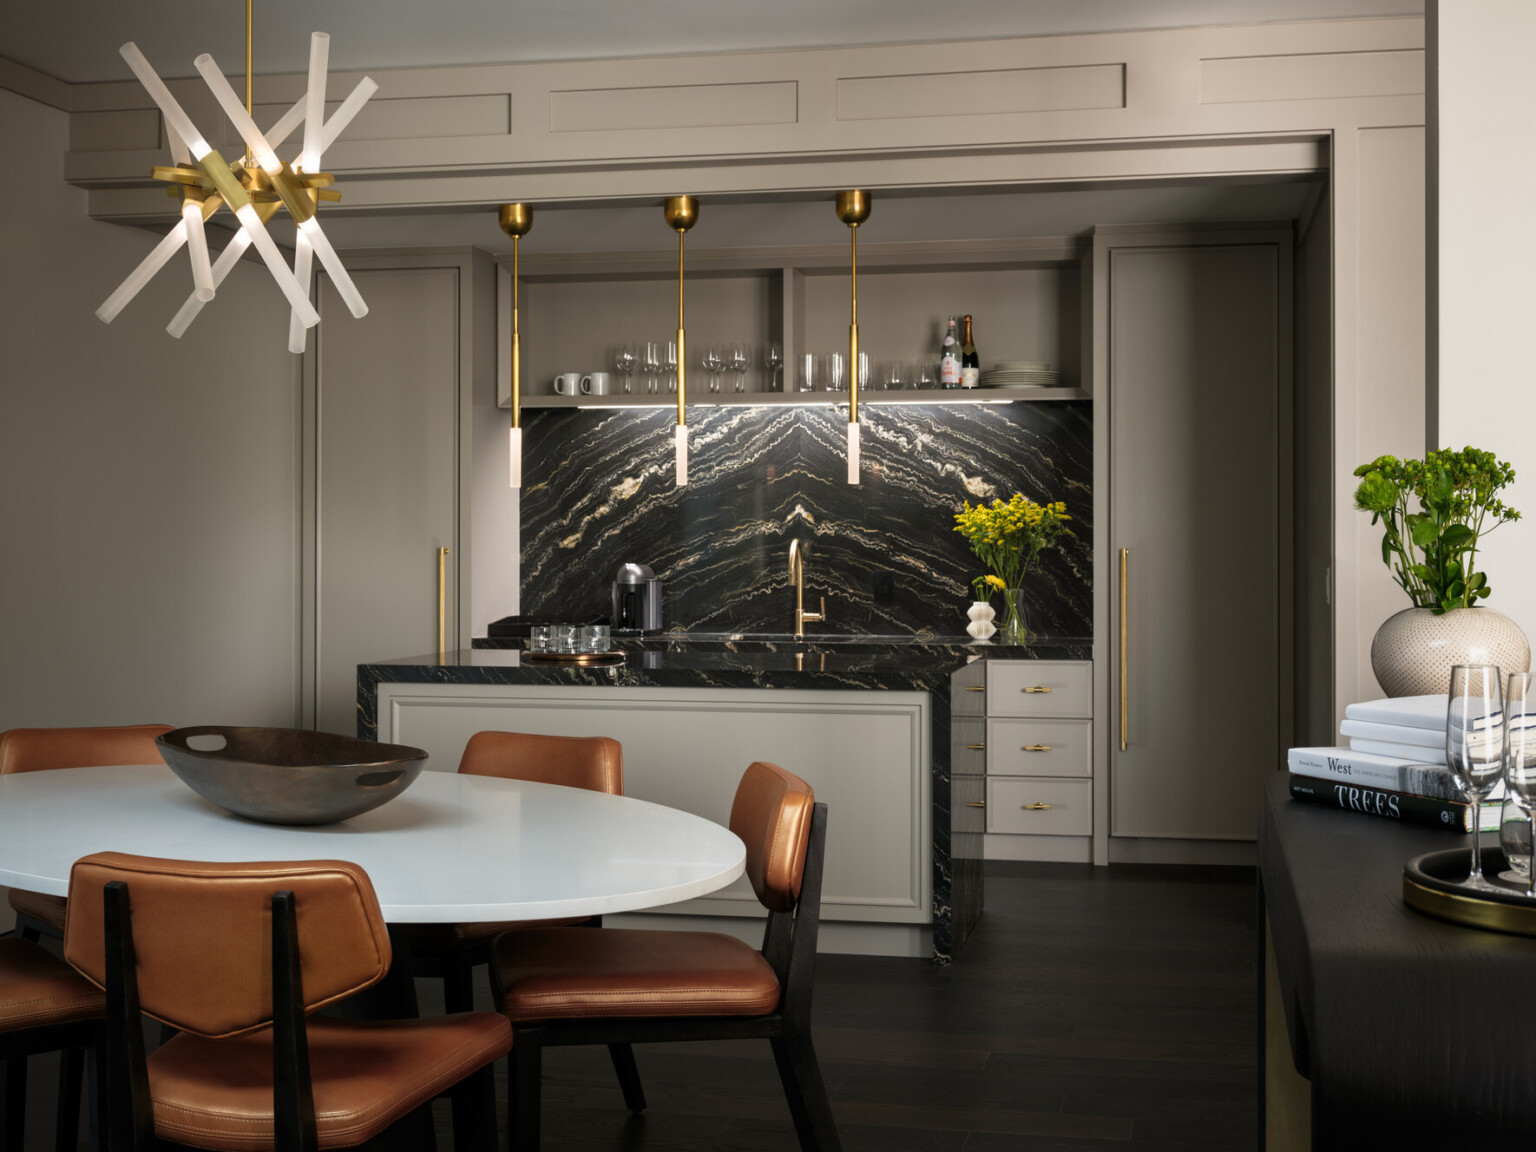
[1447,663,1506,888]
[1505,672,1536,895]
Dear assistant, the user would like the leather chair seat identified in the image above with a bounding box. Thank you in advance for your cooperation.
[7,890,67,934]
[0,937,106,1033]
[492,927,782,1023]
[146,1013,512,1152]
[409,916,586,955]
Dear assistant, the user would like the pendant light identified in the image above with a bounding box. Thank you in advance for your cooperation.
[498,203,533,489]
[97,0,377,351]
[663,196,699,486]
[836,190,871,485]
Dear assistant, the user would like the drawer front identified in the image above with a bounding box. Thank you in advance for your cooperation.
[987,661,1092,718]
[951,719,987,776]
[987,778,1093,836]
[985,718,1091,778]
[951,660,988,718]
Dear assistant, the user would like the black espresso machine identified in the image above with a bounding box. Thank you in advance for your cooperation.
[612,563,664,633]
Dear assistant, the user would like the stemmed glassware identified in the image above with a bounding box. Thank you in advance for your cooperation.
[640,341,661,394]
[728,341,752,392]
[764,342,783,392]
[1447,663,1506,888]
[663,340,678,394]
[612,342,637,394]
[701,346,725,393]
[1504,672,1536,896]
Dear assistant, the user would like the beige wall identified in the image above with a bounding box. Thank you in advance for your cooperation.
[1430,1,1536,645]
[0,88,303,732]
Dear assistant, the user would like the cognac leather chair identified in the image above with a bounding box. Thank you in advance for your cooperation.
[63,853,513,1152]
[1,724,174,940]
[489,761,841,1152]
[408,730,625,1013]
[0,936,106,1152]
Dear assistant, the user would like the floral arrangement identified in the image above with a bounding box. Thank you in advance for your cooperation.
[954,494,1072,640]
[1353,447,1520,614]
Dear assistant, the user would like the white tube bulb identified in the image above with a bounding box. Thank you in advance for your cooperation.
[167,124,191,165]
[509,426,523,489]
[194,54,281,173]
[321,77,378,153]
[96,220,188,323]
[120,43,210,158]
[301,33,330,173]
[675,424,689,487]
[288,232,314,354]
[182,202,215,303]
[846,421,861,485]
[265,96,307,149]
[236,204,320,327]
[298,217,367,318]
[167,230,251,338]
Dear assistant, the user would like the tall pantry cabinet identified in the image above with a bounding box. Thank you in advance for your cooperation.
[1095,225,1293,850]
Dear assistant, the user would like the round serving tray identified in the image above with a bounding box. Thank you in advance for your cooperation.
[1403,847,1536,936]
[522,650,626,666]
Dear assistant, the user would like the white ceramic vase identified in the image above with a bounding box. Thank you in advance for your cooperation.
[1370,605,1531,697]
[966,600,997,640]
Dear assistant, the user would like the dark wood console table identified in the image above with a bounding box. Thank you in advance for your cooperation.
[1260,773,1536,1149]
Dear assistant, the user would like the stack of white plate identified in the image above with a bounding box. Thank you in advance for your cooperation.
[979,361,1063,387]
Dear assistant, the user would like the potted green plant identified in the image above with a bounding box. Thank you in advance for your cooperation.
[954,495,1072,644]
[1354,447,1528,696]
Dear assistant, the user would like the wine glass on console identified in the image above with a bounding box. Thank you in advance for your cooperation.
[1504,672,1536,896]
[1447,663,1506,889]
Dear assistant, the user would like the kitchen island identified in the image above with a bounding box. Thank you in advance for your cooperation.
[358,636,1091,962]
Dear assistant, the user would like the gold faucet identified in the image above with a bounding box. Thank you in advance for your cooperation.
[788,539,826,638]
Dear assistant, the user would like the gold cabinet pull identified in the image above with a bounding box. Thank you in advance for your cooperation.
[1023,744,1053,752]
[1023,802,1053,811]
[1022,685,1053,694]
[437,546,450,661]
[1120,547,1129,751]
[965,801,987,809]
[964,685,986,692]
[965,743,986,750]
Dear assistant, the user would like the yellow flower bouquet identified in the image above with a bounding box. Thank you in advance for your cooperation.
[954,495,1072,641]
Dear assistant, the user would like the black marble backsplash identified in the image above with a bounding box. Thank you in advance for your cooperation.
[518,401,1092,636]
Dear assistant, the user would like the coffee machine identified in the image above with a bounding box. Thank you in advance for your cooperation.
[612,563,664,633]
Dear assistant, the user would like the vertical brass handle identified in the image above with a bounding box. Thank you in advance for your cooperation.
[437,546,450,661]
[1120,547,1129,751]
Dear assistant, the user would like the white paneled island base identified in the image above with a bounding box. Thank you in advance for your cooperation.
[374,681,932,957]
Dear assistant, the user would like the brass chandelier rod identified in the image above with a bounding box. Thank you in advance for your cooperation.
[499,203,534,488]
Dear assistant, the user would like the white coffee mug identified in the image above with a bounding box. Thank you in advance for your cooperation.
[554,373,582,395]
[581,372,612,396]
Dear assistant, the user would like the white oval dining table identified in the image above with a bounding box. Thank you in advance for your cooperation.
[0,764,746,923]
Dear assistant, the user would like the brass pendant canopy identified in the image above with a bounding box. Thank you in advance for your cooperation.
[664,195,700,232]
[498,202,534,239]
[836,189,872,227]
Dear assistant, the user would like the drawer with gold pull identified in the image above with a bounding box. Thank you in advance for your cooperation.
[984,718,1091,778]
[951,718,987,776]
[986,778,1092,836]
[986,661,1092,718]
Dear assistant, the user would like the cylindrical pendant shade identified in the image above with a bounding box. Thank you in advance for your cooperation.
[287,231,314,353]
[301,33,330,174]
[237,205,319,326]
[846,421,860,486]
[167,230,252,338]
[509,426,523,489]
[181,201,216,302]
[120,43,211,159]
[675,424,689,487]
[97,220,190,324]
[298,218,367,318]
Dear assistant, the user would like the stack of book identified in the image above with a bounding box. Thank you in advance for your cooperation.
[1288,694,1505,832]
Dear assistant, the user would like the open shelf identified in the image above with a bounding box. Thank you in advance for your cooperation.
[519,384,1088,410]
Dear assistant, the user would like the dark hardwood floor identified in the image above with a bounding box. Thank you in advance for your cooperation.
[11,862,1258,1151]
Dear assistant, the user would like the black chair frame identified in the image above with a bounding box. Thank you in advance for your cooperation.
[98,881,498,1152]
[506,801,841,1152]
[0,1016,95,1152]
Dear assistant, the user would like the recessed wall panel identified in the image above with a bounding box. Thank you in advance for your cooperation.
[1200,49,1424,104]
[550,81,797,133]
[836,64,1124,121]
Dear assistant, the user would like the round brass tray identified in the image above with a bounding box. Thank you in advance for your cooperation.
[522,649,625,666]
[1403,848,1536,936]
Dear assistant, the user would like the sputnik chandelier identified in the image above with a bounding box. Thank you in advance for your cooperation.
[95,1,376,353]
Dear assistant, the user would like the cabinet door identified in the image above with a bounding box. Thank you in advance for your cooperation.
[313,268,460,736]
[1109,243,1283,839]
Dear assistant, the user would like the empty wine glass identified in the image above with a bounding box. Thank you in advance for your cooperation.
[701,346,725,393]
[1506,672,1536,895]
[764,342,784,392]
[915,361,938,390]
[1448,664,1506,888]
[612,342,637,394]
[729,341,752,392]
[641,341,662,394]
[825,352,847,393]
[663,340,678,394]
[881,361,905,392]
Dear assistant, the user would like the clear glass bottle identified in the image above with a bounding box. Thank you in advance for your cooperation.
[939,316,961,388]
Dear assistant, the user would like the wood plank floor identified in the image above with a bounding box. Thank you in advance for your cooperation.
[12,862,1258,1151]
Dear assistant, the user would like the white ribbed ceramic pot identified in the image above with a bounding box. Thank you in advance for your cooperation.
[966,601,997,640]
[1371,606,1531,697]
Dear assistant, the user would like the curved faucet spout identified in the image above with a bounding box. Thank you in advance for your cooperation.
[788,538,825,638]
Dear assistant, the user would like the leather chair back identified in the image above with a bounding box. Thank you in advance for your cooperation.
[458,730,623,795]
[729,762,815,914]
[0,725,174,774]
[63,853,391,1039]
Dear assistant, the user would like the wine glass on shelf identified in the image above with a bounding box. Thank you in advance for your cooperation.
[764,342,783,392]
[640,341,661,394]
[701,346,725,393]
[1505,672,1536,896]
[1447,663,1506,889]
[883,361,906,392]
[663,340,678,393]
[728,341,752,393]
[613,342,637,394]
[915,361,938,390]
